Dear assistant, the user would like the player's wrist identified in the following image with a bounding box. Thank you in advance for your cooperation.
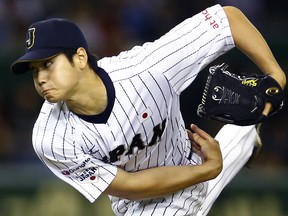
[201,159,223,180]
[271,73,286,89]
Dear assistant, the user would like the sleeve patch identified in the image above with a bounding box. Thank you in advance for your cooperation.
[61,158,100,184]
[200,7,221,30]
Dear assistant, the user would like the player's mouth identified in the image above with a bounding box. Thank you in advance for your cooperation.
[42,89,52,97]
[42,89,58,102]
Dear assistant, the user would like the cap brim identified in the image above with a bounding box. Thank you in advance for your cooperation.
[10,48,63,74]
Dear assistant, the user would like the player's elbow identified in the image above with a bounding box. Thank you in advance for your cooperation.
[223,5,244,18]
[223,5,247,28]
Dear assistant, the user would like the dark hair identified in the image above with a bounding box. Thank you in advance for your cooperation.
[62,49,99,71]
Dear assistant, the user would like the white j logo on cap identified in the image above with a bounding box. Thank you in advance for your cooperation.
[26,28,35,49]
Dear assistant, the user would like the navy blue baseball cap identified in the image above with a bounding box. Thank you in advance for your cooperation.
[11,18,89,74]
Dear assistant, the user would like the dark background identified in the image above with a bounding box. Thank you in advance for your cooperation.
[0,1,287,215]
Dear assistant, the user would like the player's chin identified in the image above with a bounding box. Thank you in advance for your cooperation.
[44,95,62,103]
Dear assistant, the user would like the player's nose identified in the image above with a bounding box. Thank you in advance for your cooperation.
[35,70,49,85]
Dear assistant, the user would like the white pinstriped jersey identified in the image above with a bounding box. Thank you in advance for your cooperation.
[32,4,234,215]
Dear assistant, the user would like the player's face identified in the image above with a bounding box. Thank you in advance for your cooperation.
[31,54,80,103]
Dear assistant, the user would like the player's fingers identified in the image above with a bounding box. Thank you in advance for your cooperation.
[190,124,214,142]
[187,129,203,152]
[189,124,221,157]
[187,129,193,139]
[262,102,272,116]
[187,130,205,160]
[187,128,201,144]
[187,127,221,165]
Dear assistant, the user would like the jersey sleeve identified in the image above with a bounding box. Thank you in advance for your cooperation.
[150,4,234,94]
[102,4,234,95]
[32,101,117,203]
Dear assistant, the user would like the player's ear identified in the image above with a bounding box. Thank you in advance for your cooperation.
[74,47,88,69]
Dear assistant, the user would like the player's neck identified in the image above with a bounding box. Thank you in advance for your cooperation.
[66,70,108,116]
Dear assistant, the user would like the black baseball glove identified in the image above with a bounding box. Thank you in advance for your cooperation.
[197,63,285,126]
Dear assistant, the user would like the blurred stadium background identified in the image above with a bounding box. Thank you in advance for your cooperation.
[0,0,288,215]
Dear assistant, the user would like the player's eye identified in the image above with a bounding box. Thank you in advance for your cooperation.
[30,66,38,74]
[43,61,52,68]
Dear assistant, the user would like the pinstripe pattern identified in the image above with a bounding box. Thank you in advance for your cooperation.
[197,125,256,216]
[31,4,241,216]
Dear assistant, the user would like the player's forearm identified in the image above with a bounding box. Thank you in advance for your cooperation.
[105,162,221,201]
[224,6,286,88]
[105,124,222,200]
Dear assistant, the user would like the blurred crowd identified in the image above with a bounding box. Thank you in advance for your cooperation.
[0,0,287,167]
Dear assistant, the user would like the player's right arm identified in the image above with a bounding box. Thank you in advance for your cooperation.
[104,124,222,201]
